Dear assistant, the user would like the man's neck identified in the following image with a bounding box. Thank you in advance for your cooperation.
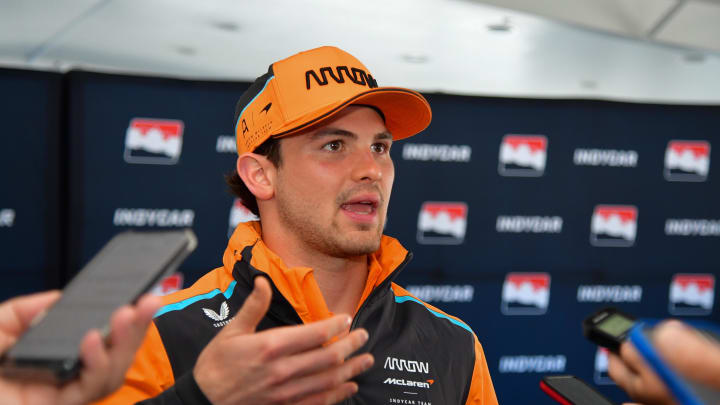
[260,224,369,316]
[308,255,368,317]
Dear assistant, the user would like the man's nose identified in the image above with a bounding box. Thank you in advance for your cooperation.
[351,148,382,182]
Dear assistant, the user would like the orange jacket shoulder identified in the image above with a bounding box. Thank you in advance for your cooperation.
[93,320,173,404]
[465,335,499,405]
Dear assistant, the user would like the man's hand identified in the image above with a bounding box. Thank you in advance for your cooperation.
[0,290,162,405]
[608,320,720,405]
[194,277,374,405]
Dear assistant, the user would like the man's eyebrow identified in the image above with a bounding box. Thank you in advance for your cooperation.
[311,128,356,139]
[310,128,393,141]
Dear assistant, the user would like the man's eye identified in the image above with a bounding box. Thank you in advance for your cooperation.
[323,140,342,151]
[372,143,389,154]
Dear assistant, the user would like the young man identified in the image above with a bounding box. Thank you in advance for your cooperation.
[98,46,497,405]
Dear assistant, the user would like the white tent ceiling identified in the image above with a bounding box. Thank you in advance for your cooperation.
[1,0,719,103]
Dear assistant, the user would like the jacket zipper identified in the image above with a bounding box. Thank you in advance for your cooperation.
[343,252,412,404]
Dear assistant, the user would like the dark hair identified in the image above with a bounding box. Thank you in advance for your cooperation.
[226,137,282,216]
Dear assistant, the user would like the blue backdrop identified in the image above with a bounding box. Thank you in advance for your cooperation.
[3,68,719,404]
[0,68,63,298]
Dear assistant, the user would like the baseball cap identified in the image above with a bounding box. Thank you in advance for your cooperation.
[234,46,432,155]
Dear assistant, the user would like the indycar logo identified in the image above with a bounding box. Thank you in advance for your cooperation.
[228,198,259,237]
[594,348,614,385]
[151,273,183,296]
[664,140,710,182]
[590,205,638,247]
[216,135,237,153]
[501,273,551,315]
[576,285,642,303]
[124,118,184,164]
[405,285,474,303]
[402,143,472,162]
[498,135,548,177]
[417,202,468,245]
[669,274,714,315]
[498,355,566,373]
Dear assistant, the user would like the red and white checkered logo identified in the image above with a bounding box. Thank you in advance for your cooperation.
[501,273,551,315]
[124,118,184,164]
[417,202,468,245]
[590,205,638,247]
[498,135,548,177]
[664,140,710,182]
[669,274,715,315]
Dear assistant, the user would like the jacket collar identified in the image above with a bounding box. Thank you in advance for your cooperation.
[223,221,410,324]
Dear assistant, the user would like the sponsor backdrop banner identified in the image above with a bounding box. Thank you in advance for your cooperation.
[29,70,720,404]
[66,71,249,291]
[392,93,720,404]
[0,68,63,300]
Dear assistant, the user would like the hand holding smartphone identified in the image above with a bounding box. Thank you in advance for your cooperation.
[583,307,720,405]
[0,229,196,384]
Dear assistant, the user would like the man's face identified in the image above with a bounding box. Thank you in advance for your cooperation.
[273,106,394,258]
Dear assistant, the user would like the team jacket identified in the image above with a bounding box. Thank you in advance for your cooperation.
[96,221,498,405]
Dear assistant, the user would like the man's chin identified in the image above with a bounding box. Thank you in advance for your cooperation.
[333,234,382,257]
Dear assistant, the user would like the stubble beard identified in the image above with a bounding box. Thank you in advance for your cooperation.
[276,190,386,259]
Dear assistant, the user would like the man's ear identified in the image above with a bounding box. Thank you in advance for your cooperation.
[236,153,275,201]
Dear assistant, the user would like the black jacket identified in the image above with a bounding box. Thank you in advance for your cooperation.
[98,222,497,405]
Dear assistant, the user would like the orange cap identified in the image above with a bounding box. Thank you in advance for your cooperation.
[234,46,432,154]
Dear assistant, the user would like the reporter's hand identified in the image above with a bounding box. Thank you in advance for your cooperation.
[651,320,720,390]
[0,291,162,405]
[608,320,720,405]
[608,338,675,405]
[194,277,374,405]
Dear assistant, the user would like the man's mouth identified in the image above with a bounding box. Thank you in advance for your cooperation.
[342,201,376,214]
[340,195,380,218]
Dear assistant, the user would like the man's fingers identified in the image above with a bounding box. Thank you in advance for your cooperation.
[224,276,272,335]
[618,341,644,375]
[105,298,160,381]
[59,329,112,405]
[254,315,353,360]
[270,353,373,404]
[611,343,674,405]
[294,382,359,405]
[0,290,61,337]
[134,294,163,326]
[608,352,637,396]
[654,320,720,388]
[278,329,369,381]
[61,296,162,405]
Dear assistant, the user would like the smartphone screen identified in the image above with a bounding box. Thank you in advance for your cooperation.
[0,229,196,383]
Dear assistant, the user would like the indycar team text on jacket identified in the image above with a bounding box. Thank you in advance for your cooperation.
[96,221,498,405]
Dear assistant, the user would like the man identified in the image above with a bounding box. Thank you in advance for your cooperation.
[98,46,497,405]
[0,291,161,405]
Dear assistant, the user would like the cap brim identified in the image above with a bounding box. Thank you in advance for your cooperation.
[271,87,432,140]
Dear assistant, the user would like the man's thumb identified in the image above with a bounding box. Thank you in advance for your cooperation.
[224,276,271,335]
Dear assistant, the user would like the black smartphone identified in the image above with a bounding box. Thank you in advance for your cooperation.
[0,229,197,384]
[541,375,617,405]
[582,307,636,353]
